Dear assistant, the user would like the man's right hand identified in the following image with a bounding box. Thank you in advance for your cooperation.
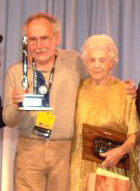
[12,87,28,104]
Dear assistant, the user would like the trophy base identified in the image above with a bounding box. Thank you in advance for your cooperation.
[18,94,52,111]
[18,106,53,111]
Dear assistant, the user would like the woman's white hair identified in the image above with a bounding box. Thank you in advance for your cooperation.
[81,34,118,66]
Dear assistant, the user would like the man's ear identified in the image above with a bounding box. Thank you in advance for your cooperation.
[55,32,61,46]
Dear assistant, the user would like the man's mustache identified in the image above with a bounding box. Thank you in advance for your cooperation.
[35,48,49,53]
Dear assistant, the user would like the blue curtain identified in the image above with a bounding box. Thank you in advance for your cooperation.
[0,0,140,190]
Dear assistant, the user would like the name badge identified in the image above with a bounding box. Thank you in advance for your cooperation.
[34,111,56,138]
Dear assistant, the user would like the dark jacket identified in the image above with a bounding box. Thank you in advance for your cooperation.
[0,97,5,127]
[136,83,140,119]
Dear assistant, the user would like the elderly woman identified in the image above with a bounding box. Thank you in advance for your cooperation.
[70,35,140,191]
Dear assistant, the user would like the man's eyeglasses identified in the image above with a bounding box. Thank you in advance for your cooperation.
[28,36,53,46]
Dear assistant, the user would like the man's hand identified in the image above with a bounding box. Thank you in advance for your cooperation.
[12,87,28,104]
[124,79,136,99]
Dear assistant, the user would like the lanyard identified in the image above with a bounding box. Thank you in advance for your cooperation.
[48,64,55,91]
[32,56,56,106]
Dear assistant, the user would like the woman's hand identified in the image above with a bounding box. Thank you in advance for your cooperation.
[100,146,125,168]
[100,134,136,168]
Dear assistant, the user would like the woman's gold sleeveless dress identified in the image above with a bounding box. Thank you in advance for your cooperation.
[71,77,140,191]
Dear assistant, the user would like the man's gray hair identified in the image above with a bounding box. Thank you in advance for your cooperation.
[22,12,61,37]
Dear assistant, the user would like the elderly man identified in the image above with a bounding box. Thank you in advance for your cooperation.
[3,13,85,191]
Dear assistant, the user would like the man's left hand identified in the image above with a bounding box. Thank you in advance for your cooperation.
[124,79,136,99]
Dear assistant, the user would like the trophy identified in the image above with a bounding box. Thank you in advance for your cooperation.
[19,35,52,111]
